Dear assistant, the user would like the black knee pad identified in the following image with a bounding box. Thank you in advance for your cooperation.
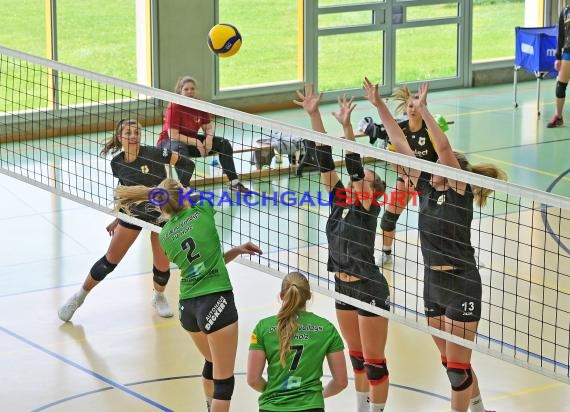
[446,363,473,391]
[556,81,568,99]
[364,359,389,385]
[213,376,235,401]
[152,266,170,287]
[441,355,448,369]
[380,211,400,232]
[202,360,213,380]
[349,350,365,373]
[90,256,117,281]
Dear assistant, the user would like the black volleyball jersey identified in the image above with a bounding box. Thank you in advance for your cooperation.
[386,120,438,163]
[556,7,570,60]
[110,146,173,223]
[326,180,382,280]
[111,146,172,187]
[415,172,476,268]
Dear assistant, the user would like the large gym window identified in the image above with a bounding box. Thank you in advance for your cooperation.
[57,0,137,81]
[0,0,46,57]
[472,0,524,62]
[218,0,301,89]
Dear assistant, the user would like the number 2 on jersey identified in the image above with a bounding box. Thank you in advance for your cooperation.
[181,237,201,263]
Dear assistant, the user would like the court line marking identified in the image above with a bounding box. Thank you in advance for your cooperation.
[0,325,173,412]
[466,137,570,156]
[469,152,570,181]
[541,168,570,255]
[435,381,565,412]
[32,372,450,410]
[486,381,564,403]
[265,82,553,121]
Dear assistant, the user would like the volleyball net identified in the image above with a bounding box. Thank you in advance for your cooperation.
[1,45,569,384]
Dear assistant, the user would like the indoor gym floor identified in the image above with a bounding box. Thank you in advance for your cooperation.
[0,80,569,411]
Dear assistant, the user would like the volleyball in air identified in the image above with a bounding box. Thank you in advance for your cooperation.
[207,24,242,57]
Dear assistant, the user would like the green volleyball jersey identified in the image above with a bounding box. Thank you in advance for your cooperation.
[159,204,231,300]
[249,311,344,411]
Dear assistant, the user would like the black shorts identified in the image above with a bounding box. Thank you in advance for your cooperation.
[179,291,238,334]
[118,219,143,231]
[118,219,165,231]
[423,266,482,322]
[335,276,390,316]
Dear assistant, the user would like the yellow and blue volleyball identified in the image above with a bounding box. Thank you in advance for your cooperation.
[207,24,242,58]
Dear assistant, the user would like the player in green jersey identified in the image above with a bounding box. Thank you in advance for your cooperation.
[247,272,348,412]
[114,178,262,412]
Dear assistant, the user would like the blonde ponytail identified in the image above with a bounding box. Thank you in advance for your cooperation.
[277,272,311,367]
[392,85,416,115]
[454,152,508,208]
[114,178,189,221]
[470,164,508,207]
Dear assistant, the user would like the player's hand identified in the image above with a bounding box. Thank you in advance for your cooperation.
[554,59,561,72]
[332,95,356,128]
[237,242,263,255]
[362,77,384,107]
[106,218,119,236]
[294,83,323,115]
[416,82,429,108]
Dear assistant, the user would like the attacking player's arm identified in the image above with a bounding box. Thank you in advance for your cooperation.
[223,241,263,264]
[363,77,421,185]
[323,350,348,398]
[246,349,267,392]
[293,83,340,192]
[414,83,466,194]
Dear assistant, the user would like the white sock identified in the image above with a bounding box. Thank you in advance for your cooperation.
[370,403,385,412]
[470,394,485,412]
[231,179,239,186]
[356,391,369,412]
[206,397,212,412]
[76,288,89,301]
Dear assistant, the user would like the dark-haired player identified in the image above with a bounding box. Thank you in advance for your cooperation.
[58,119,196,322]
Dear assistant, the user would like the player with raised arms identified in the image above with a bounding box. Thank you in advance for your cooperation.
[364,78,504,412]
[295,84,391,412]
[361,85,439,266]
